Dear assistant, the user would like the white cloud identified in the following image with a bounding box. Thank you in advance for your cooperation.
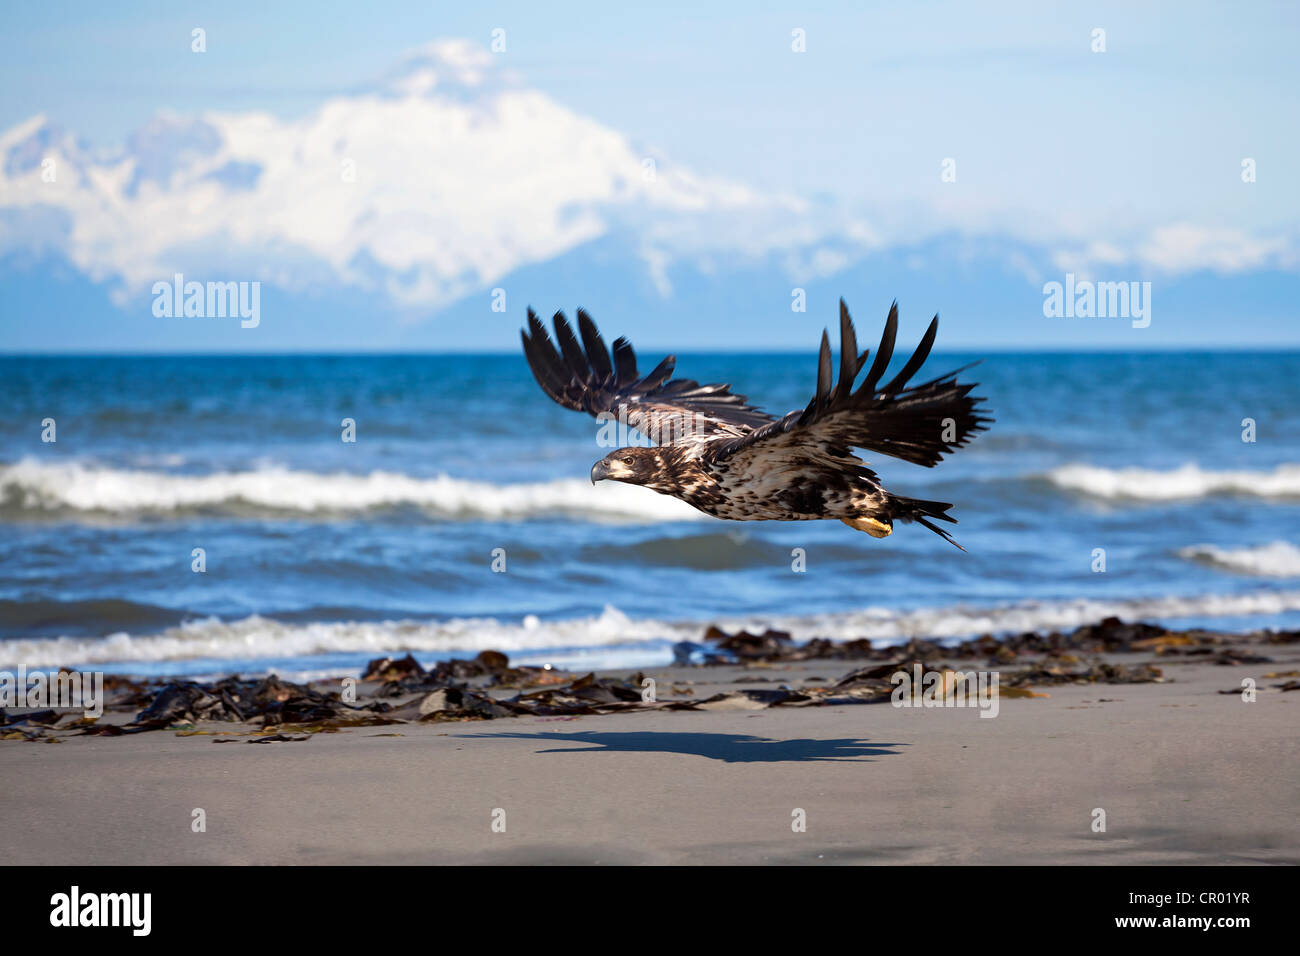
[1,37,1296,311]
[1051,226,1300,279]
[1137,225,1298,274]
[0,39,817,308]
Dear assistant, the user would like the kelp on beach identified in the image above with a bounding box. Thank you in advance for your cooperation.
[2,617,1297,742]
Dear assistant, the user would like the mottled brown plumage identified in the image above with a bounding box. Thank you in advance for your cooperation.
[521,300,991,548]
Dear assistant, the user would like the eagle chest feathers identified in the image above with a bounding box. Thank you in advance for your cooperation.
[631,443,831,520]
[699,448,866,521]
[642,446,726,513]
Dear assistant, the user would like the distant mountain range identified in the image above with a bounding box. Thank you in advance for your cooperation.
[2,39,1297,351]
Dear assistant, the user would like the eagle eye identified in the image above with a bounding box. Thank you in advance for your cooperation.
[622,456,635,465]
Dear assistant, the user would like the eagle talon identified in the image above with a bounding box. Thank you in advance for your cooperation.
[841,516,893,538]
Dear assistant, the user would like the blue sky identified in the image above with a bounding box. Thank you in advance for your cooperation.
[1,0,1298,350]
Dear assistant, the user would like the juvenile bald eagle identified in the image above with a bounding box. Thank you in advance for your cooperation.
[520,300,990,548]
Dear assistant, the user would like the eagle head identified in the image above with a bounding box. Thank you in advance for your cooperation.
[590,447,663,486]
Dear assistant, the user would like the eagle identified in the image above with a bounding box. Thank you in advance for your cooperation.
[520,299,991,549]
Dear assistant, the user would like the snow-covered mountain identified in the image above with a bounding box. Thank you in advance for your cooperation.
[0,40,869,311]
[1,38,1298,350]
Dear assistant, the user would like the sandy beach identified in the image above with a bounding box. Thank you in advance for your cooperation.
[3,624,1295,866]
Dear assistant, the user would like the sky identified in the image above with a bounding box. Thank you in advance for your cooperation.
[1,0,1298,351]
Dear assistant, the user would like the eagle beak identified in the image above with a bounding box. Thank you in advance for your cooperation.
[590,460,609,484]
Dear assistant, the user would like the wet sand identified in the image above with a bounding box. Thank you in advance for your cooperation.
[2,644,1296,865]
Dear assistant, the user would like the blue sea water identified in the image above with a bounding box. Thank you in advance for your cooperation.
[1,350,1298,678]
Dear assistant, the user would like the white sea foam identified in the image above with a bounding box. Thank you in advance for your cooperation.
[0,459,704,522]
[5,590,1299,671]
[1178,541,1300,578]
[1047,462,1300,501]
[11,459,1299,520]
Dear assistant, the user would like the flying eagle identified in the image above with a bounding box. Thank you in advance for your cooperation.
[520,300,991,548]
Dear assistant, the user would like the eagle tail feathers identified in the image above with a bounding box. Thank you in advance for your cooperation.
[888,495,967,551]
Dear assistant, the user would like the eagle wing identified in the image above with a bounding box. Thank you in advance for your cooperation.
[520,308,774,443]
[711,299,991,467]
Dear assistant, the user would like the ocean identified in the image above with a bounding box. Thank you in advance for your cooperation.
[2,350,1298,679]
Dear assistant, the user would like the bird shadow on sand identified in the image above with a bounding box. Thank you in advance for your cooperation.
[458,730,904,763]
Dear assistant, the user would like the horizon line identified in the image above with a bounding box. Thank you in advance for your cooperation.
[2,345,1299,358]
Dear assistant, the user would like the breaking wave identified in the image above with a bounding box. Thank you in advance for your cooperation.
[5,589,1300,671]
[1178,541,1300,578]
[0,459,704,522]
[11,459,1300,522]
[1046,463,1300,501]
